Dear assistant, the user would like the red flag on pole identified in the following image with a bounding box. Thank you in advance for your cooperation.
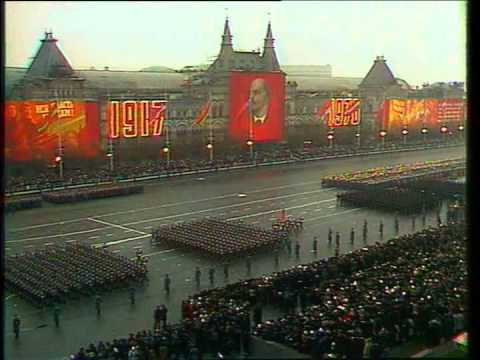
[376,100,387,129]
[316,99,332,123]
[193,101,211,126]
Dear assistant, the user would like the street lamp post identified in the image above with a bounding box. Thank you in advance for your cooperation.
[55,156,63,179]
[327,132,334,149]
[206,143,214,162]
[106,152,113,171]
[163,146,170,167]
[207,115,214,162]
[458,124,464,141]
[355,125,361,148]
[56,134,64,179]
[246,139,254,161]
[379,130,387,149]
[421,127,428,144]
[107,138,114,172]
[164,123,171,167]
[440,125,448,143]
[401,128,409,146]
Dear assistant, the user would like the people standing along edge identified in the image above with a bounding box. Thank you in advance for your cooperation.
[95,295,102,317]
[224,262,230,281]
[363,220,368,242]
[13,314,20,339]
[209,267,215,285]
[129,286,136,305]
[164,274,171,294]
[195,267,201,287]
[54,305,60,328]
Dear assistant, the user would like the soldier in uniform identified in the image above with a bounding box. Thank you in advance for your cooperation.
[54,305,60,328]
[129,286,136,305]
[195,267,201,288]
[209,267,215,285]
[13,314,20,339]
[164,274,171,294]
[313,237,318,254]
[95,295,103,317]
[223,262,230,281]
[246,257,252,275]
[350,227,355,245]
[363,220,368,242]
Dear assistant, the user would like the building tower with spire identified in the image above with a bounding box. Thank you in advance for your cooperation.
[26,31,75,78]
[207,17,282,77]
[262,21,281,72]
[11,31,85,101]
[358,56,408,140]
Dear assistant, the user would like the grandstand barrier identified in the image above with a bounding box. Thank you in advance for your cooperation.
[6,142,464,197]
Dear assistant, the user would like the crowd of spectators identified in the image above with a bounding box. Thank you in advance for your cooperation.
[152,218,287,257]
[6,243,148,307]
[71,221,466,359]
[6,140,460,194]
[252,224,466,358]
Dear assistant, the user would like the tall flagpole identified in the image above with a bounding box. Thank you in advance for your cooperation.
[106,86,114,172]
[55,89,64,179]
[208,89,214,162]
[248,99,254,161]
[164,90,170,167]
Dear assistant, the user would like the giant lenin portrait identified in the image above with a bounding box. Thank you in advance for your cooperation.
[229,71,285,143]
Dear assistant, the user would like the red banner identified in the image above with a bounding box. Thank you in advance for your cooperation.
[381,98,464,130]
[229,72,285,142]
[437,99,465,123]
[5,101,100,161]
[108,100,167,139]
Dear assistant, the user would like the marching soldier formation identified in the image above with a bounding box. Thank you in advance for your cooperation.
[152,218,285,257]
[5,243,148,307]
[41,184,144,204]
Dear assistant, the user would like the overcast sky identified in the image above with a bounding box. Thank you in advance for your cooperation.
[5,1,466,87]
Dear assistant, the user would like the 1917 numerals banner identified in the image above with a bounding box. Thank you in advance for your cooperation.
[108,100,167,139]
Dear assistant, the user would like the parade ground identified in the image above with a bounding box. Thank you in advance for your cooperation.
[4,145,465,360]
